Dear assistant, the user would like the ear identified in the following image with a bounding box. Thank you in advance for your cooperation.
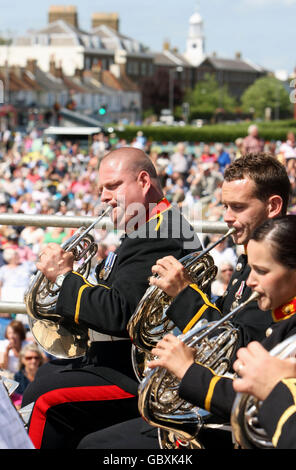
[266,195,283,219]
[137,171,151,194]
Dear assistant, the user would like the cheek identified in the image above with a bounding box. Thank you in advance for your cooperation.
[262,274,290,307]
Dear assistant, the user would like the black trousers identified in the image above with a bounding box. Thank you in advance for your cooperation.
[78,417,159,449]
[22,341,139,449]
[77,417,234,450]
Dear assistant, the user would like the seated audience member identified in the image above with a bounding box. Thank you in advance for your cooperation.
[0,321,28,377]
[211,261,234,299]
[208,233,237,268]
[12,343,45,409]
[216,143,231,173]
[242,125,264,155]
[278,132,296,162]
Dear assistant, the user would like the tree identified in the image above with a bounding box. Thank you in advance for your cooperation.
[241,76,292,119]
[140,68,183,115]
[184,73,237,118]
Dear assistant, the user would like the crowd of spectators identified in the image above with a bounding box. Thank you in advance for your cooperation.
[0,123,295,395]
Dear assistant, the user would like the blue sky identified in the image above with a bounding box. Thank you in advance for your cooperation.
[0,0,295,74]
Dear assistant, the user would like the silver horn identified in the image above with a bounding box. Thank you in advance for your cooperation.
[231,332,296,449]
[128,227,236,381]
[24,205,112,359]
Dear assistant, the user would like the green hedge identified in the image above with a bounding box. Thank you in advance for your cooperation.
[115,120,296,144]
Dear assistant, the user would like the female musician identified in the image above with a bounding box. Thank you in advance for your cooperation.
[78,215,296,450]
[148,215,296,446]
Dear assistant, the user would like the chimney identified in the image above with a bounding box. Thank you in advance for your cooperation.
[49,55,63,78]
[26,59,37,75]
[48,5,78,28]
[49,55,56,76]
[163,40,170,51]
[55,60,64,79]
[91,13,119,31]
[235,51,242,60]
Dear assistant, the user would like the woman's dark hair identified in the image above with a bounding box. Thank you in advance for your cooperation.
[250,215,296,269]
[224,153,291,215]
[5,320,26,341]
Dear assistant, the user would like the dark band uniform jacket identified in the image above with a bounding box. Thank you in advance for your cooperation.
[258,377,296,449]
[167,253,273,349]
[56,198,200,338]
[76,253,289,451]
[22,198,202,449]
[178,300,296,449]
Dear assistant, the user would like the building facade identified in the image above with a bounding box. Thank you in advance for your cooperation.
[0,5,267,119]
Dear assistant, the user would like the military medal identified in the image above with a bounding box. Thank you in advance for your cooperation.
[99,252,117,280]
[231,281,245,309]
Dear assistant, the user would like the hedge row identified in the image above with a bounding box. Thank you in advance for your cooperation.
[115,120,296,144]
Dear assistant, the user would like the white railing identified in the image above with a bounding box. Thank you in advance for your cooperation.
[0,213,228,313]
[0,214,228,234]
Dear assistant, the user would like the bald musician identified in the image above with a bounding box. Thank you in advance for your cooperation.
[22,147,202,449]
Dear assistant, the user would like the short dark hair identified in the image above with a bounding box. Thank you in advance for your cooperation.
[224,153,291,215]
[250,215,296,270]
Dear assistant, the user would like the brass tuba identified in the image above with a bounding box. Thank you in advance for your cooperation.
[127,227,236,381]
[138,291,260,449]
[231,333,296,449]
[24,205,112,359]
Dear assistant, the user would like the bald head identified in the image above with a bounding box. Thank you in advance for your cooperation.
[101,147,162,191]
[98,147,163,230]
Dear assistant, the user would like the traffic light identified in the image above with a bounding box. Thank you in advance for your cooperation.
[98,105,107,116]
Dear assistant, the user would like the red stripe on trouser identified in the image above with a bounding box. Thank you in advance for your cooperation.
[28,385,135,449]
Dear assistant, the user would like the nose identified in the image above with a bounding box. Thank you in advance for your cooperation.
[246,269,257,289]
[223,206,236,225]
[100,187,113,204]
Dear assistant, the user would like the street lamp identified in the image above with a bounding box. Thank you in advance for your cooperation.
[169,66,183,115]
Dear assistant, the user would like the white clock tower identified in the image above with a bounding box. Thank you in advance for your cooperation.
[184,5,205,66]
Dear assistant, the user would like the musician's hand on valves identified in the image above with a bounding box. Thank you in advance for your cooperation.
[148,334,195,380]
[36,243,74,283]
[232,341,296,401]
[149,256,192,297]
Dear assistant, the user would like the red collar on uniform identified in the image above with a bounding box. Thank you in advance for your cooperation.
[272,297,296,323]
[146,197,172,222]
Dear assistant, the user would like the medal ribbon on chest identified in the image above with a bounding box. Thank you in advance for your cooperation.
[231,280,246,309]
[99,251,117,280]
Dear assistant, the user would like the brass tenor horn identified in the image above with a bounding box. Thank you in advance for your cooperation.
[138,291,260,449]
[128,227,236,381]
[231,333,296,449]
[24,205,112,359]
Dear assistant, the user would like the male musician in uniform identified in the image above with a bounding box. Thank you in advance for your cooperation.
[21,147,202,449]
[77,153,292,449]
[152,153,291,348]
